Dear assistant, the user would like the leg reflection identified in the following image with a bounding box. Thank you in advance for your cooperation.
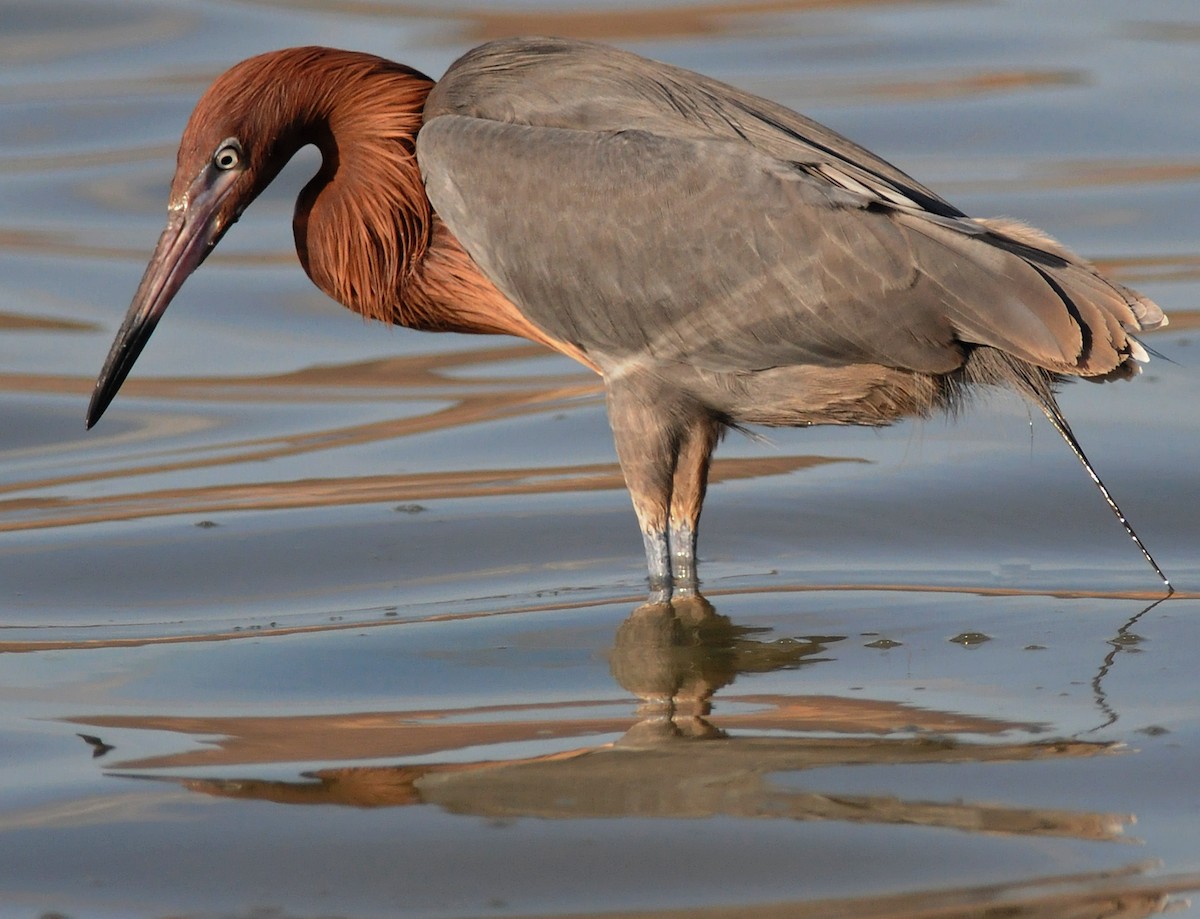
[610,592,839,741]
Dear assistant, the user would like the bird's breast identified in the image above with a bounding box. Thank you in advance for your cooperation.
[403,223,600,372]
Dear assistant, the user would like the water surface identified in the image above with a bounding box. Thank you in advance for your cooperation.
[2,1,1199,917]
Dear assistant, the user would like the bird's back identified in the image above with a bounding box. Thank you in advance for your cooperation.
[419,37,1164,400]
[426,37,962,220]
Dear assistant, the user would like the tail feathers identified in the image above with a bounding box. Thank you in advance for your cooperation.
[896,212,1170,588]
[1113,279,1168,331]
[974,217,1167,377]
[892,211,1166,379]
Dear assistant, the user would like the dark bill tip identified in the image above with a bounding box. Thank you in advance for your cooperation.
[86,164,240,430]
[86,306,163,429]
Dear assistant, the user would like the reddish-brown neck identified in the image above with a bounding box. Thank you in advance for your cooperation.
[283,52,596,364]
[198,48,596,368]
[281,54,434,326]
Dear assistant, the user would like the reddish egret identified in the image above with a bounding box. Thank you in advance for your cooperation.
[87,38,1170,595]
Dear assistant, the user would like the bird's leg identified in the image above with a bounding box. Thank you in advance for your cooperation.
[667,418,719,594]
[605,379,721,598]
[605,380,679,599]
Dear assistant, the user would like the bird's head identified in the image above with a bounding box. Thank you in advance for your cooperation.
[85,55,287,429]
[86,47,433,428]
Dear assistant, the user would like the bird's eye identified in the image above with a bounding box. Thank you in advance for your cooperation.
[213,139,242,171]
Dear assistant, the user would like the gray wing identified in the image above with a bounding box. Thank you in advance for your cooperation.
[426,37,966,221]
[417,114,1145,377]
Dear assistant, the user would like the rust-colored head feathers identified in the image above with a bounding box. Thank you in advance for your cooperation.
[177,47,436,319]
[87,44,583,433]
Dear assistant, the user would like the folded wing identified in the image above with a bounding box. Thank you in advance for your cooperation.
[419,37,1162,380]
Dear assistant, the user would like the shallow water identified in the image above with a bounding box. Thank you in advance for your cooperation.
[2,1,1200,917]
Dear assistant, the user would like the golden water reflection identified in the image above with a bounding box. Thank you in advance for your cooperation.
[238,0,925,42]
[516,869,1200,919]
[59,589,1199,916]
[0,342,870,532]
[73,596,1116,830]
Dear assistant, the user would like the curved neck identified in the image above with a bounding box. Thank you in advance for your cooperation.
[203,48,593,358]
[278,53,435,324]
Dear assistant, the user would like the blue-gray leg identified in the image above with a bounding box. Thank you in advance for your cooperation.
[605,377,718,598]
[669,520,698,595]
[641,527,673,601]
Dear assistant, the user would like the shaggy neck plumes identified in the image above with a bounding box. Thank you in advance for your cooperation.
[182,48,438,325]
[181,47,595,358]
[278,51,434,324]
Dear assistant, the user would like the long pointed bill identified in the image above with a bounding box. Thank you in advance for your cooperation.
[86,166,240,428]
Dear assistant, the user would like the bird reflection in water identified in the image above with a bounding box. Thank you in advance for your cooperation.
[73,592,1200,915]
[88,596,1115,829]
[608,594,838,740]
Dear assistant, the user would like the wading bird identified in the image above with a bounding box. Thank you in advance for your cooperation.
[87,38,1170,596]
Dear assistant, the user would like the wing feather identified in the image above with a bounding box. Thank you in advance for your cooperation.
[426,37,965,219]
[418,38,1161,381]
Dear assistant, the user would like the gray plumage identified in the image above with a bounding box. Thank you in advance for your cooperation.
[416,37,1167,594]
[421,38,1161,382]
